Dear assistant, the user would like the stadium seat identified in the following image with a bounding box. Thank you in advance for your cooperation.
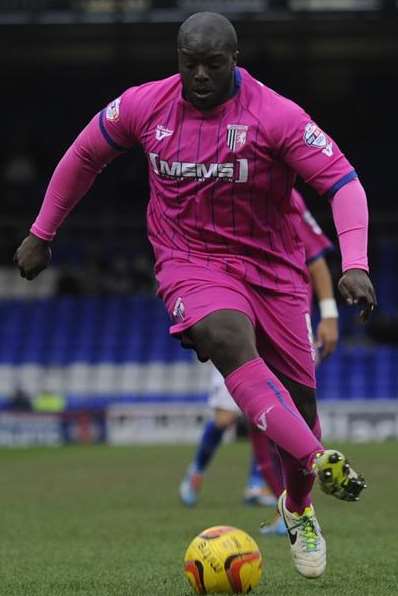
[0,297,397,407]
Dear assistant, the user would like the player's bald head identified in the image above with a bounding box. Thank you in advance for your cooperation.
[177,12,239,112]
[177,12,238,53]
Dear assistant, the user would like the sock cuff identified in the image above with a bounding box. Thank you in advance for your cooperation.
[225,357,265,390]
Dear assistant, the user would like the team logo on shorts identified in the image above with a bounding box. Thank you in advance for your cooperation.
[226,124,248,152]
[106,97,121,122]
[173,297,185,322]
[304,122,333,157]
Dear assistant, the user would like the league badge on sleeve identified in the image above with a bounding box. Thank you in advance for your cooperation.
[106,97,121,122]
[304,122,333,157]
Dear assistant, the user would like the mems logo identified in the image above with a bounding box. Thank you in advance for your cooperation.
[148,153,248,183]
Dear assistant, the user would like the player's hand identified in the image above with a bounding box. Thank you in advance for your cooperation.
[13,233,52,280]
[338,268,377,322]
[315,318,338,361]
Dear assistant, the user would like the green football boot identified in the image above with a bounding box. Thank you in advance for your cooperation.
[313,449,367,501]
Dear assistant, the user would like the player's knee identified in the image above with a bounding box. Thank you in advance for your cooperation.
[189,311,257,372]
[210,327,242,357]
[202,326,254,372]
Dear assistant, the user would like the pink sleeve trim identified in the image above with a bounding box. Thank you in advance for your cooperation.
[30,223,55,242]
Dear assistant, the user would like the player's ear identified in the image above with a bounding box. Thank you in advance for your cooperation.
[232,50,239,67]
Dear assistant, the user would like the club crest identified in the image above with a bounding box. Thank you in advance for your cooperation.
[226,124,248,152]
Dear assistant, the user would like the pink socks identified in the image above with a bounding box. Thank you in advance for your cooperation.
[226,357,322,469]
[250,418,322,514]
[226,357,323,515]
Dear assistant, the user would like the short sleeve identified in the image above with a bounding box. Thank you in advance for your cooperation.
[98,87,141,152]
[274,99,357,198]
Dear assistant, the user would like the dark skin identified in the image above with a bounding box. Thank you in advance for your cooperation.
[338,268,377,322]
[177,11,238,112]
[178,43,238,111]
[13,12,377,424]
[15,234,51,281]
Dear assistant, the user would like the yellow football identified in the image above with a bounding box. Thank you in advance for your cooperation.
[184,525,262,594]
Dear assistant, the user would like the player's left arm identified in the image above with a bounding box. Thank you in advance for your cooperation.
[308,257,338,360]
[331,182,377,321]
[276,102,377,321]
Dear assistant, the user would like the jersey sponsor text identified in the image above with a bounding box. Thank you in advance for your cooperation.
[148,153,248,183]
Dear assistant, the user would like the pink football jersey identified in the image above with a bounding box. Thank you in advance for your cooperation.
[36,67,357,295]
[101,67,354,293]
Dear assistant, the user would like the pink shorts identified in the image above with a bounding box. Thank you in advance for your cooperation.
[157,262,316,388]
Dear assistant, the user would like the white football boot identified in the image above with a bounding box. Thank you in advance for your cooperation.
[278,491,326,578]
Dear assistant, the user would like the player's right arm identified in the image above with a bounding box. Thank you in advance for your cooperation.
[14,91,138,280]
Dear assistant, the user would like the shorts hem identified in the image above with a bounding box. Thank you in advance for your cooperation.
[170,307,255,336]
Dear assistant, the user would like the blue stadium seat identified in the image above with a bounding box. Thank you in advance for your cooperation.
[1,297,397,403]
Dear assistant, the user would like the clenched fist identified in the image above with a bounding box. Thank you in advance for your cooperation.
[338,268,377,322]
[14,234,52,281]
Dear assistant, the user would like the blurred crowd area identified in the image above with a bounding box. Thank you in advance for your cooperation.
[1,124,155,294]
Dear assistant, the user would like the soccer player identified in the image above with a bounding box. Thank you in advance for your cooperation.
[179,190,338,521]
[14,12,377,579]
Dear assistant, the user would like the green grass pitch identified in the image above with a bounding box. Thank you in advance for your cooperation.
[0,441,397,595]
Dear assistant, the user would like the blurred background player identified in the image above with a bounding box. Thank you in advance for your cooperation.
[179,190,339,528]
